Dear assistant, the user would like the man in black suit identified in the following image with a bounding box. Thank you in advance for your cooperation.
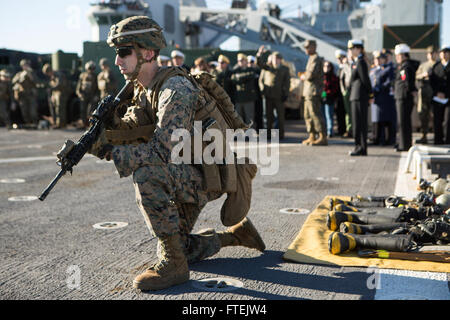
[348,39,373,156]
[430,45,450,144]
[393,43,418,151]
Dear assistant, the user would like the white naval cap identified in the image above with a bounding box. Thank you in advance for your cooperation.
[394,43,410,55]
[247,55,256,62]
[347,39,364,49]
[335,49,347,58]
[440,45,450,52]
[158,55,170,61]
[171,50,185,58]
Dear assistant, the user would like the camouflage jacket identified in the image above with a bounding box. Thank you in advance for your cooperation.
[12,70,37,95]
[97,70,117,99]
[0,80,12,101]
[76,71,98,100]
[48,71,69,95]
[302,53,324,98]
[110,73,200,178]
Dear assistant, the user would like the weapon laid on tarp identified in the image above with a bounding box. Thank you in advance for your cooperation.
[358,249,450,263]
[328,215,450,255]
[38,81,133,201]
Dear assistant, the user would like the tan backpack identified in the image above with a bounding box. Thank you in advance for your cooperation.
[149,66,257,226]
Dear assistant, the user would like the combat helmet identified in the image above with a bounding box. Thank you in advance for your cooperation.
[0,69,11,78]
[107,16,166,79]
[85,61,96,71]
[20,59,31,68]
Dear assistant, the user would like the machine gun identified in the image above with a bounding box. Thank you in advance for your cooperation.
[38,81,133,201]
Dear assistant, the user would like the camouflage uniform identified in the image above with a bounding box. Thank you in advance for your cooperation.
[12,61,38,125]
[76,63,99,126]
[44,64,69,127]
[92,16,264,291]
[97,60,117,99]
[106,75,223,263]
[0,70,12,127]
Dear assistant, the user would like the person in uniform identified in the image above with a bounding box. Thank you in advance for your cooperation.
[393,43,418,151]
[88,16,265,291]
[415,46,438,144]
[256,46,290,140]
[230,53,259,129]
[97,58,117,100]
[430,45,450,145]
[171,50,190,71]
[42,63,69,128]
[336,50,353,138]
[76,61,99,127]
[157,55,171,67]
[0,69,13,128]
[348,39,373,156]
[298,40,326,145]
[12,59,39,126]
[369,51,396,145]
[211,54,235,103]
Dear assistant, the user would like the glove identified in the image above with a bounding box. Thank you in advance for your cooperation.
[97,144,114,161]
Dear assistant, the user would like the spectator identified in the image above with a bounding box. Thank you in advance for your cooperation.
[298,40,326,145]
[230,53,259,129]
[11,59,39,127]
[171,50,190,71]
[157,55,171,67]
[256,46,291,140]
[193,57,209,73]
[336,49,353,137]
[75,61,99,127]
[393,43,418,151]
[0,69,12,128]
[321,61,339,137]
[370,51,396,145]
[212,54,235,103]
[348,39,373,156]
[415,45,437,144]
[430,45,450,144]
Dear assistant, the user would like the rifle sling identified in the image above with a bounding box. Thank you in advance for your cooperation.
[105,124,156,143]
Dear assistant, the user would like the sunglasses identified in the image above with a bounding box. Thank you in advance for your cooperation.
[115,46,134,58]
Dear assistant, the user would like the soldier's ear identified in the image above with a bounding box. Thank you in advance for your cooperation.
[142,49,156,62]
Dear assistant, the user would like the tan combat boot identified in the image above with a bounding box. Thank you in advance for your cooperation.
[133,233,189,291]
[302,133,315,145]
[218,218,266,252]
[311,132,328,146]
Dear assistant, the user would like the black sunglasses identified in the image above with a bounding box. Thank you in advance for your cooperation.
[115,46,134,58]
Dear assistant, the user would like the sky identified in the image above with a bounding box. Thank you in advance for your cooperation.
[0,0,449,56]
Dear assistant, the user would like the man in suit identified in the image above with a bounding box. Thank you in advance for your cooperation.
[348,39,373,156]
[430,45,450,144]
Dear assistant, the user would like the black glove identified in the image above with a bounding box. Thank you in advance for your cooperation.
[97,144,114,161]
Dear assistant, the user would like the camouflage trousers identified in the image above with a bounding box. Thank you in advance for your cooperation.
[49,93,68,127]
[17,95,38,124]
[133,164,223,264]
[0,101,10,126]
[79,97,97,126]
[304,96,325,134]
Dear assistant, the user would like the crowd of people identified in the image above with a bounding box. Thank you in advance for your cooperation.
[301,39,450,156]
[0,57,118,130]
[1,39,450,157]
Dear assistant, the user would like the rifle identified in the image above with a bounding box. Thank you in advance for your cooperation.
[358,249,450,263]
[38,81,133,201]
